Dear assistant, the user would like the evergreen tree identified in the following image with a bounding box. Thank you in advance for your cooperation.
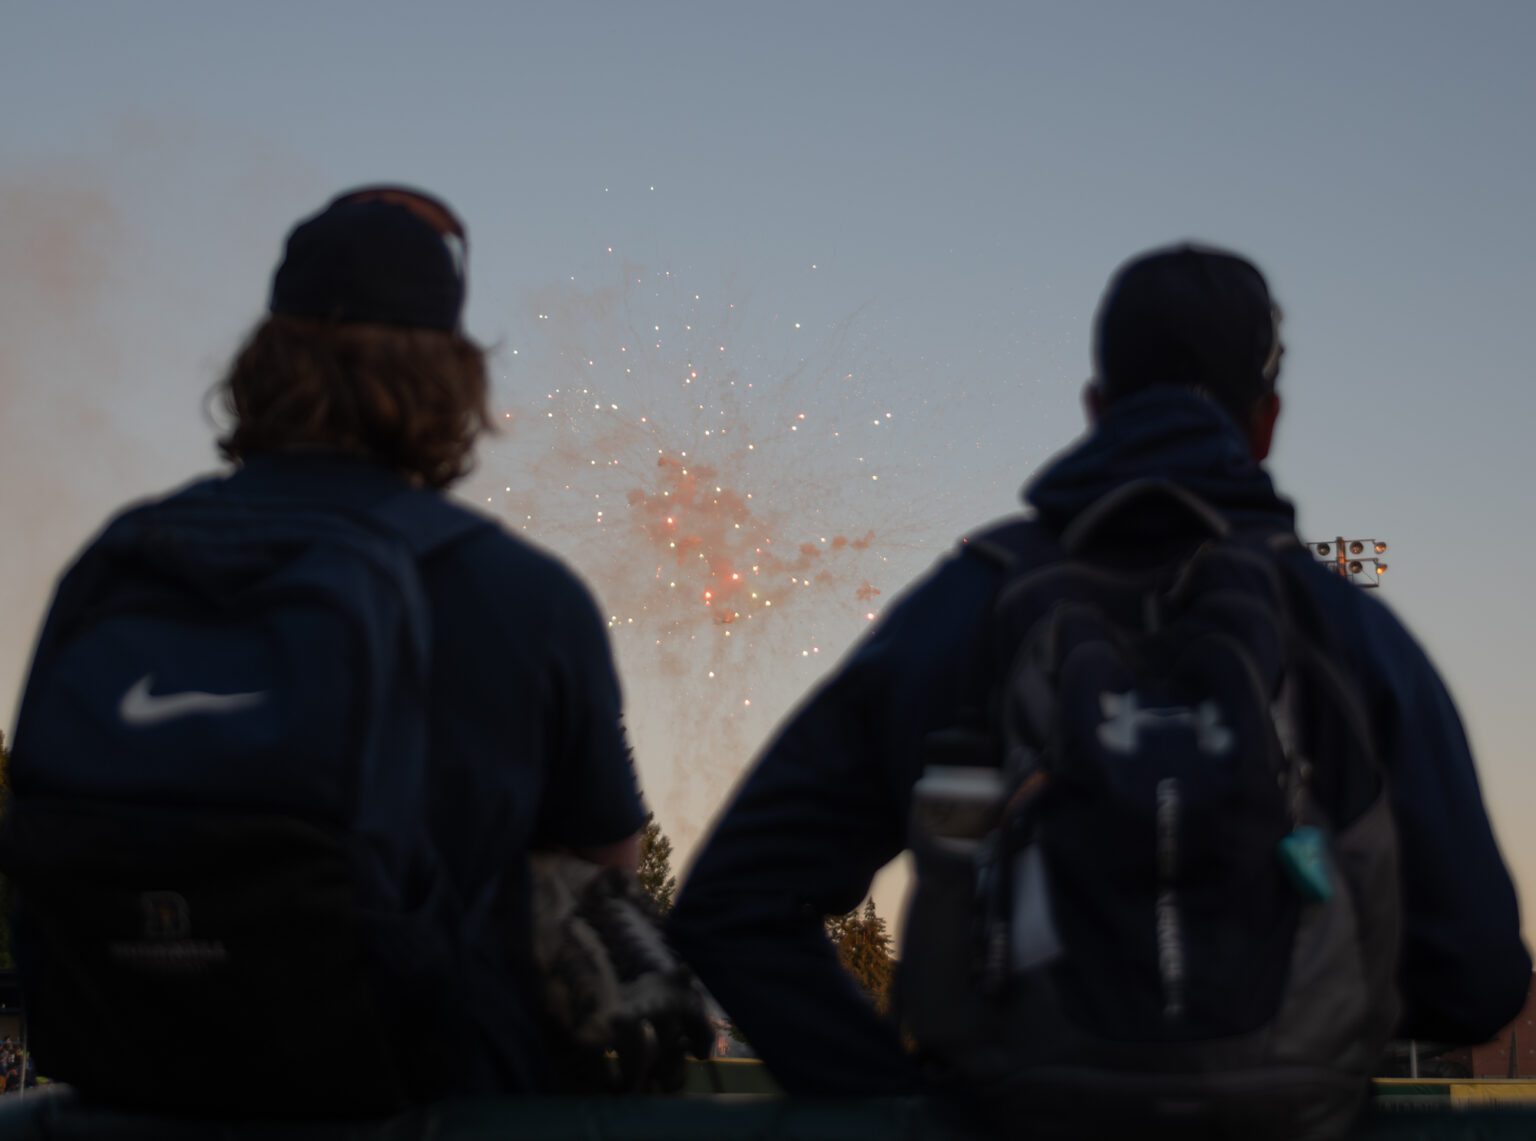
[637,811,676,913]
[827,898,895,1012]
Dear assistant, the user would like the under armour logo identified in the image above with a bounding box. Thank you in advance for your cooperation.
[1097,691,1234,757]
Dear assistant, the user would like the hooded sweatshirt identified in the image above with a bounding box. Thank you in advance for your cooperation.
[669,387,1529,1096]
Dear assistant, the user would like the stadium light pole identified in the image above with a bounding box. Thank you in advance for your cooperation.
[1308,536,1417,1075]
[1307,537,1388,589]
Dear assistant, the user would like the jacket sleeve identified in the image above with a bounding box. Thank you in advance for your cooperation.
[535,568,647,849]
[1346,591,1532,1041]
[667,550,999,1095]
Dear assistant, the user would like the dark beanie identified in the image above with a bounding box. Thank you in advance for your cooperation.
[268,186,467,331]
[1094,244,1281,422]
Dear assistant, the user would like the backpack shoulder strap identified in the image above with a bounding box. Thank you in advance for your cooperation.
[933,517,1064,762]
[962,516,1062,576]
[1243,531,1386,825]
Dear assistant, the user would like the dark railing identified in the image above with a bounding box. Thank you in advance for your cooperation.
[2,1079,1536,1140]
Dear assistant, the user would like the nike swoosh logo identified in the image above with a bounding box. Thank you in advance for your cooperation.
[118,674,268,728]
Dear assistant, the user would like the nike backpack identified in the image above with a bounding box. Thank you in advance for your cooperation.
[0,480,487,1115]
[897,479,1401,1141]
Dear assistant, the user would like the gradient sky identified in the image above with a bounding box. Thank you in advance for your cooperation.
[3,2,1533,935]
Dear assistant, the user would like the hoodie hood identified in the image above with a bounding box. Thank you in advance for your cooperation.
[1025,386,1295,538]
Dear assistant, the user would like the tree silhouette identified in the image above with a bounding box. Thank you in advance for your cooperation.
[637,811,676,914]
[827,898,894,1012]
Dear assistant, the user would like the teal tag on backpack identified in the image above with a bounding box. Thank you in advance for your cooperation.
[1278,826,1334,902]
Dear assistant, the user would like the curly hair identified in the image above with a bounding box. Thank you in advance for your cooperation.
[216,314,492,489]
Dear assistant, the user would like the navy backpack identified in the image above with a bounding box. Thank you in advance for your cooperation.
[898,480,1401,1141]
[0,479,486,1114]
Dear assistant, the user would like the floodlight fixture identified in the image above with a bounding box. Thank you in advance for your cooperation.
[1305,534,1389,589]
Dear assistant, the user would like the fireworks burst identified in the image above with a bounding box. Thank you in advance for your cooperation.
[473,254,929,839]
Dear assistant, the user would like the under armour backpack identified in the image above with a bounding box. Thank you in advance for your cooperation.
[0,479,487,1115]
[898,479,1401,1141]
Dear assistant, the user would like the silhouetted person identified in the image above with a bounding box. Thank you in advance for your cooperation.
[2,187,646,1111]
[670,245,1529,1135]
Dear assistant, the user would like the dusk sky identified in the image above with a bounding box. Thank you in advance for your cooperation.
[3,2,1533,934]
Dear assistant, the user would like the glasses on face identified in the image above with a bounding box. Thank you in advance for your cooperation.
[1261,304,1284,388]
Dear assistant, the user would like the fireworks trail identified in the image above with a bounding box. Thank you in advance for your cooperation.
[472,255,935,840]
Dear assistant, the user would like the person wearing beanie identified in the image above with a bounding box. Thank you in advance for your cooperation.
[669,244,1529,1133]
[2,188,647,1108]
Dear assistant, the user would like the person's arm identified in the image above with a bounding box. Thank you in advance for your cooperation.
[668,551,999,1096]
[534,570,647,854]
[1348,594,1531,1041]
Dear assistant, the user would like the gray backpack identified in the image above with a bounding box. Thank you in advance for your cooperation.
[898,481,1401,1141]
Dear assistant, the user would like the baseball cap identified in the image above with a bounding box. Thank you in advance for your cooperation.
[1094,244,1282,420]
[268,185,468,332]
